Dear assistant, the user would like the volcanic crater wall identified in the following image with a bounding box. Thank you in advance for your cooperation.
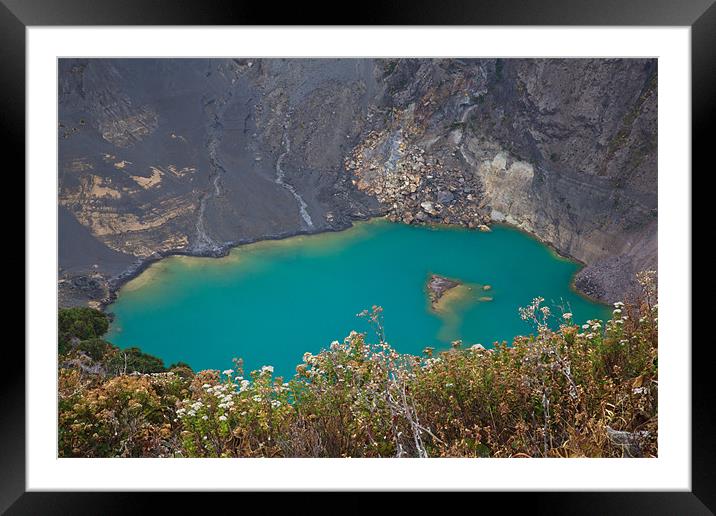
[58,58,656,307]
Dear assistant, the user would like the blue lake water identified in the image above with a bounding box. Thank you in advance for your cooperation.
[107,220,610,378]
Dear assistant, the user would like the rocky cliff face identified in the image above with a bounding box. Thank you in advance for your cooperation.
[58,58,656,307]
[346,59,657,302]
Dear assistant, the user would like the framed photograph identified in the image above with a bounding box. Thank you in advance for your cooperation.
[8,0,713,511]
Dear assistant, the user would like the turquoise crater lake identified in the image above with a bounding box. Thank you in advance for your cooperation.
[108,220,610,377]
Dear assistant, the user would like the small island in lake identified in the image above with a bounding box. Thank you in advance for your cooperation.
[426,274,463,308]
[427,273,494,313]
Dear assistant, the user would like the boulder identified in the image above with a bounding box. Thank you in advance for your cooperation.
[420,201,438,215]
[491,210,506,222]
[437,190,455,204]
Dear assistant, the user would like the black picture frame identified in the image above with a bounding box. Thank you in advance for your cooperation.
[5,0,714,512]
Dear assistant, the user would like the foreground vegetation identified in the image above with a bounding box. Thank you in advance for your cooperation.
[58,274,657,458]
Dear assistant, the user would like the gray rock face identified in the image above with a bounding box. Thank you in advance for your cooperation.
[58,59,383,305]
[58,58,656,306]
[349,58,657,303]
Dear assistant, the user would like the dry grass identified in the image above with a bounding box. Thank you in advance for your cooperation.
[59,277,657,458]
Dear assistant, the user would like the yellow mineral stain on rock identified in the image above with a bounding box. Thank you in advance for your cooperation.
[100,230,191,259]
[83,175,121,199]
[131,167,163,189]
[167,164,196,177]
[66,197,195,241]
[113,160,132,169]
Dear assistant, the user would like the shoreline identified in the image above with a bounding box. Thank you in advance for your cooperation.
[488,222,609,306]
[101,213,379,311]
[100,215,609,313]
[99,216,613,374]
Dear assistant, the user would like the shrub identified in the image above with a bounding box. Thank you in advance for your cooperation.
[58,307,109,354]
[58,280,658,458]
[105,347,167,375]
[75,338,115,362]
[58,369,189,457]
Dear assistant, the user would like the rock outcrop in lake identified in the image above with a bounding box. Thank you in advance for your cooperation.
[426,274,462,309]
[59,58,656,306]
